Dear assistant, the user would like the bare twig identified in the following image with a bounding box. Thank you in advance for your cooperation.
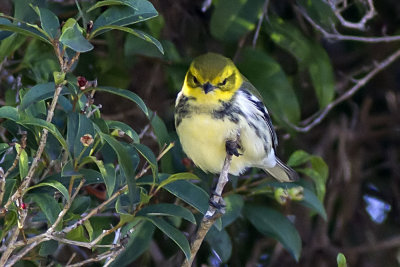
[5,240,45,267]
[0,133,26,206]
[297,6,400,43]
[327,0,376,31]
[66,250,117,267]
[288,48,400,132]
[62,186,126,234]
[0,226,22,266]
[181,152,233,267]
[252,0,270,48]
[3,84,64,210]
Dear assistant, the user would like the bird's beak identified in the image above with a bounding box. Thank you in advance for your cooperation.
[202,82,215,94]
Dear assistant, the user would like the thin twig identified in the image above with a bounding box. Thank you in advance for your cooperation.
[327,0,376,31]
[252,0,270,48]
[0,135,26,206]
[288,48,400,132]
[66,250,117,267]
[3,84,64,210]
[0,226,22,266]
[5,240,46,267]
[297,6,400,43]
[181,152,233,267]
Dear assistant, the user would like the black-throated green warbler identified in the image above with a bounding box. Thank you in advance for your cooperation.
[175,53,298,182]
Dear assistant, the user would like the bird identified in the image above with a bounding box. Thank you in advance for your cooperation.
[174,53,298,182]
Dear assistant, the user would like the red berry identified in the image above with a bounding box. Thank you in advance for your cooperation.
[20,203,27,209]
[77,76,88,88]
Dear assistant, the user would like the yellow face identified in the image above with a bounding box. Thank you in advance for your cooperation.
[182,53,243,104]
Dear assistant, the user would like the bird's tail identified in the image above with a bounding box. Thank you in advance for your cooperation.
[264,158,299,182]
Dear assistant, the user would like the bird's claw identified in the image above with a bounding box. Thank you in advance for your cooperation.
[225,140,241,157]
[209,192,226,215]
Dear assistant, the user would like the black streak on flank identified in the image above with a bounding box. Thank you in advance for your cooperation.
[241,89,278,149]
[212,100,242,123]
[175,96,195,127]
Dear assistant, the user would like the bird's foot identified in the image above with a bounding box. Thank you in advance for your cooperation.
[225,140,241,157]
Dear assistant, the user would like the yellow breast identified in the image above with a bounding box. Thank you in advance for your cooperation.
[177,113,268,175]
[177,113,236,173]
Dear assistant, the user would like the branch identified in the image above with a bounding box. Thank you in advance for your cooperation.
[0,133,26,206]
[3,83,64,211]
[252,0,270,48]
[288,48,400,132]
[327,0,376,31]
[297,6,400,43]
[5,240,47,267]
[181,152,233,267]
[66,250,118,267]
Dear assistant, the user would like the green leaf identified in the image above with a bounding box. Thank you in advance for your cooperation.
[311,156,329,182]
[39,240,58,257]
[106,120,139,143]
[163,180,209,215]
[87,0,150,12]
[68,113,95,158]
[2,210,17,239]
[149,110,170,147]
[28,193,61,225]
[308,43,335,108]
[0,106,19,121]
[111,221,154,267]
[80,156,116,198]
[53,71,65,86]
[146,217,190,259]
[18,115,68,151]
[205,227,232,263]
[27,180,70,201]
[298,0,337,29]
[210,0,264,42]
[20,82,69,111]
[89,25,163,54]
[15,144,28,179]
[3,179,16,204]
[137,203,196,224]
[66,225,89,242]
[60,22,93,52]
[266,16,335,108]
[100,133,136,202]
[83,220,94,241]
[92,1,158,32]
[157,172,199,191]
[0,18,51,44]
[287,150,311,167]
[132,143,158,177]
[239,48,300,124]
[244,205,302,261]
[37,7,60,39]
[298,168,326,202]
[300,187,327,220]
[0,33,26,62]
[70,196,91,215]
[337,252,347,267]
[95,87,148,116]
[221,194,244,228]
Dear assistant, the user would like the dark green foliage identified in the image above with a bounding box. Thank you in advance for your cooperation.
[5,0,395,266]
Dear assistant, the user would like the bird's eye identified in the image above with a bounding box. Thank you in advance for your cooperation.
[220,78,227,86]
[193,76,199,84]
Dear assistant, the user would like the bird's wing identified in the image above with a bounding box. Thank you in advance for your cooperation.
[240,80,278,149]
